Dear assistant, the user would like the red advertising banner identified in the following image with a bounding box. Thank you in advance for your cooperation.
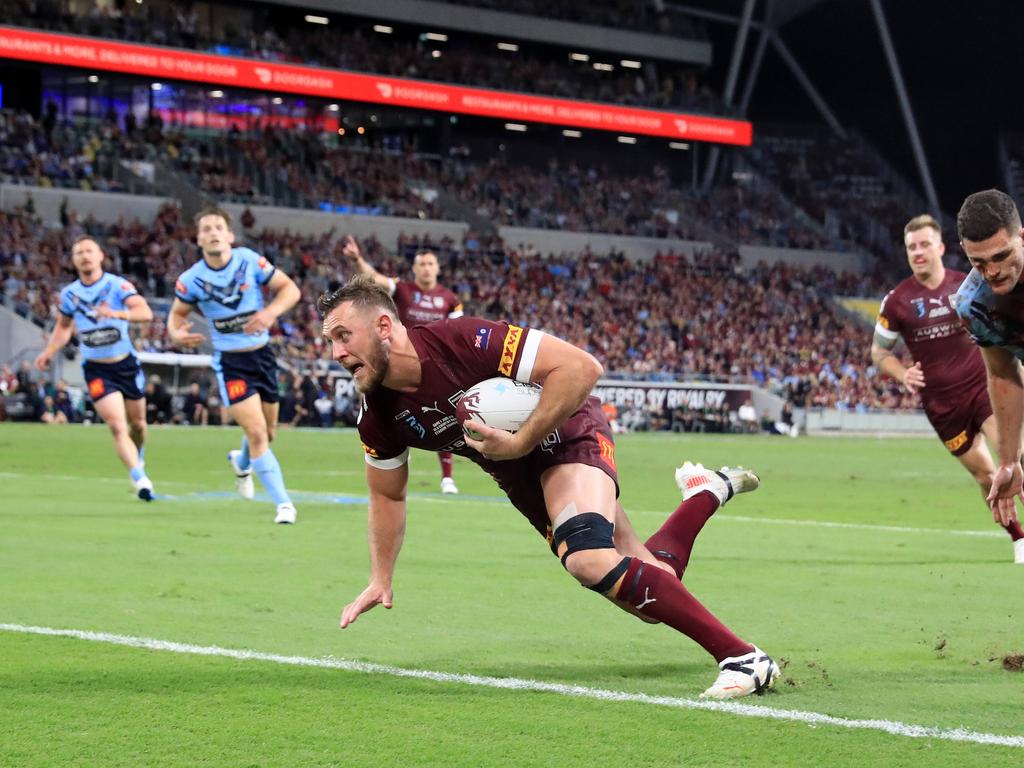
[0,26,752,146]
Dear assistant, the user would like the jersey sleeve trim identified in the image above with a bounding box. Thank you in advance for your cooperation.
[874,323,899,341]
[448,304,464,319]
[514,329,544,383]
[364,448,410,470]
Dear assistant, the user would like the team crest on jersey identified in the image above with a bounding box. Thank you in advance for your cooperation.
[193,262,250,308]
[910,297,926,318]
[69,282,114,322]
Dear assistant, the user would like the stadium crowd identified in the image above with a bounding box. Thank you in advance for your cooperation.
[1,110,850,250]
[1,201,917,428]
[0,0,720,114]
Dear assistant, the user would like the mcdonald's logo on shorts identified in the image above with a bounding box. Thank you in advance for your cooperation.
[88,378,105,399]
[226,379,248,400]
[597,433,616,470]
[943,430,968,453]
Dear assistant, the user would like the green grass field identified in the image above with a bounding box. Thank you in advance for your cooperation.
[2,423,1023,767]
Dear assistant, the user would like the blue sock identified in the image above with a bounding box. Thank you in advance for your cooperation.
[239,437,251,471]
[129,464,147,483]
[252,450,290,506]
[138,445,145,464]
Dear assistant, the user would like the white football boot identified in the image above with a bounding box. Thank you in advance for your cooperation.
[227,449,255,500]
[1014,538,1024,564]
[274,502,297,525]
[675,462,759,506]
[133,476,154,502]
[440,477,459,494]
[701,646,780,699]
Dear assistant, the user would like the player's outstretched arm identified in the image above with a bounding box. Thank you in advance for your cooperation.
[34,314,75,371]
[340,462,409,629]
[243,270,301,334]
[341,235,395,292]
[464,334,603,461]
[166,298,206,347]
[981,345,1024,525]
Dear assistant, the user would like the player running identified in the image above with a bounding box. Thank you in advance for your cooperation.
[34,235,156,500]
[320,275,779,699]
[168,205,301,524]
[954,189,1024,534]
[872,214,1024,562]
[342,235,464,494]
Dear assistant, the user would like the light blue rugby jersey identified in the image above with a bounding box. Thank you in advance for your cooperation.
[174,247,277,352]
[953,268,1024,361]
[59,272,138,361]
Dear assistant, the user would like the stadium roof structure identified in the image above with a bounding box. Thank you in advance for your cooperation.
[674,0,940,214]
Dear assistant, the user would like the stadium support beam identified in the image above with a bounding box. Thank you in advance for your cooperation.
[868,0,940,215]
[770,33,846,139]
[738,10,772,115]
[701,0,757,192]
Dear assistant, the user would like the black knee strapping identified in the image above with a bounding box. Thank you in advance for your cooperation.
[588,556,632,594]
[552,512,615,567]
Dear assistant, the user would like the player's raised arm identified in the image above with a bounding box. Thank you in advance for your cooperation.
[341,235,395,292]
[464,333,603,461]
[34,314,75,371]
[981,345,1024,524]
[166,297,206,347]
[340,461,410,629]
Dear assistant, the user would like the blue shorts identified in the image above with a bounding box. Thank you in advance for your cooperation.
[213,345,280,406]
[83,356,145,402]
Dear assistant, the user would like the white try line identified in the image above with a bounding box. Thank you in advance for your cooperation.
[1,623,1021,749]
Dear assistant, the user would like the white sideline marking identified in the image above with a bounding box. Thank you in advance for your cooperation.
[2,623,1021,749]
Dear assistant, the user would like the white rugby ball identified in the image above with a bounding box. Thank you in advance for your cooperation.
[456,377,542,438]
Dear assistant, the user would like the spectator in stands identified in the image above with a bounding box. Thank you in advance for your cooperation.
[182,381,209,425]
[144,374,173,424]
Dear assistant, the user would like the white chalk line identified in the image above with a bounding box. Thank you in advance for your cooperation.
[0,470,1004,540]
[1,623,1021,749]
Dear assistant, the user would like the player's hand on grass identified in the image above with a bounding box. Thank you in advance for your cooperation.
[168,320,206,347]
[340,581,393,628]
[986,463,1023,526]
[462,420,531,461]
[242,308,275,334]
[902,362,926,394]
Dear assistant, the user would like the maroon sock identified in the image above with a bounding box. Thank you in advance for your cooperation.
[439,451,453,479]
[617,557,751,662]
[644,491,720,579]
[1003,519,1024,541]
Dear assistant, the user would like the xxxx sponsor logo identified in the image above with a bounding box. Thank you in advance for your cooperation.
[361,442,379,458]
[498,325,523,376]
[944,430,968,453]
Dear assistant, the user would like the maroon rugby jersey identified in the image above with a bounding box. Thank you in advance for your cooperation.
[358,317,544,468]
[390,279,463,326]
[875,269,987,403]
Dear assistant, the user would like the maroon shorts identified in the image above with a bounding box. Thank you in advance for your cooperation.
[923,380,993,456]
[476,396,619,548]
